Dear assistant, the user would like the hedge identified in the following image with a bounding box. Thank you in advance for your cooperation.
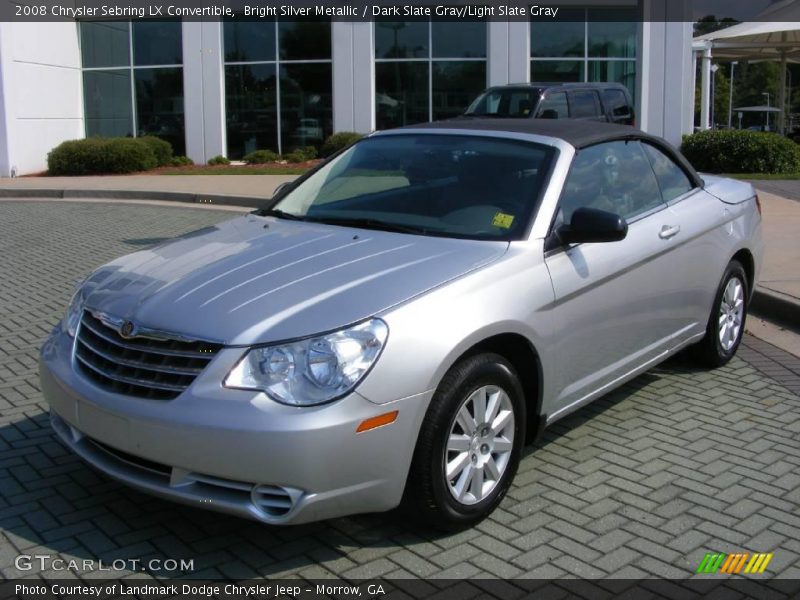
[681,129,800,174]
[170,155,194,167]
[208,155,230,165]
[138,136,173,167]
[283,151,308,163]
[243,149,279,164]
[47,137,165,175]
[320,132,364,157]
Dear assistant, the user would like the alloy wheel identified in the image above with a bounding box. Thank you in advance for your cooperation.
[444,385,515,505]
[718,277,744,352]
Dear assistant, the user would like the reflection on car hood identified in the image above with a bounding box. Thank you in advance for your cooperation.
[82,215,509,345]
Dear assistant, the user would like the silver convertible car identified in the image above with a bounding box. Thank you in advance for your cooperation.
[40,120,763,529]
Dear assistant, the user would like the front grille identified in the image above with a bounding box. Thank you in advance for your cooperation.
[74,311,222,400]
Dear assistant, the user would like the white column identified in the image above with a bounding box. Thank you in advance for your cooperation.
[700,46,712,130]
[352,22,375,133]
[182,20,225,164]
[487,21,509,86]
[332,21,373,134]
[201,21,226,160]
[635,5,693,146]
[636,21,656,134]
[0,23,13,177]
[663,19,693,142]
[507,21,530,83]
[0,22,83,175]
[182,21,204,163]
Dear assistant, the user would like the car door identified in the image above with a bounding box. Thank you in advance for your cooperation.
[641,142,731,343]
[543,140,686,420]
[535,91,570,119]
[568,90,606,122]
[601,88,635,125]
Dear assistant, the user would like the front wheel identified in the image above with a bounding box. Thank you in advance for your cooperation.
[691,260,748,368]
[403,353,525,530]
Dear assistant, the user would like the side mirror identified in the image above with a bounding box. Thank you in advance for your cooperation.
[538,109,559,119]
[557,207,628,245]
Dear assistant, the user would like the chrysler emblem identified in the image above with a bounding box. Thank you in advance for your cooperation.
[119,321,136,339]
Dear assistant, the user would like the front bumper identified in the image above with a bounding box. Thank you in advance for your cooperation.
[40,327,431,525]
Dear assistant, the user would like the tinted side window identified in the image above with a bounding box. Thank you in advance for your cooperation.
[569,91,602,118]
[642,144,694,202]
[601,89,631,118]
[467,90,539,117]
[560,141,664,223]
[536,91,569,118]
[508,92,537,116]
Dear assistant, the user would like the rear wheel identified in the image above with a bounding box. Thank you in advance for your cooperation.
[692,260,748,367]
[403,353,525,530]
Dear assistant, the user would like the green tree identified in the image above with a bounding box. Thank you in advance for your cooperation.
[694,63,732,127]
[694,15,739,37]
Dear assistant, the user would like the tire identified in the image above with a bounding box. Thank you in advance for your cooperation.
[691,260,748,368]
[403,353,526,530]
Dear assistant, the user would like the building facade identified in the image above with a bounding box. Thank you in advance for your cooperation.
[0,4,693,176]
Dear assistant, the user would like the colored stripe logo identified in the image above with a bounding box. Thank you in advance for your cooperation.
[697,552,773,574]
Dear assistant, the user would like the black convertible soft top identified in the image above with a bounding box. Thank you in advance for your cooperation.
[395,118,703,187]
[399,118,644,149]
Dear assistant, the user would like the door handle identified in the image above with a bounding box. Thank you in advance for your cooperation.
[659,225,681,239]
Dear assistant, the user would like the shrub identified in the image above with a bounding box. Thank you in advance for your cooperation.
[137,136,173,166]
[283,151,308,163]
[681,129,800,174]
[103,138,158,173]
[47,137,157,175]
[208,155,230,165]
[243,149,279,164]
[47,138,109,176]
[170,155,194,167]
[320,132,364,157]
[300,145,318,160]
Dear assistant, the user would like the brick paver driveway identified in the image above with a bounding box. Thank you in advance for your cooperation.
[2,200,799,580]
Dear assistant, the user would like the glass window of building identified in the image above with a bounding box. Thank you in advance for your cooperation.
[80,20,185,154]
[223,19,333,159]
[530,8,637,100]
[375,21,487,129]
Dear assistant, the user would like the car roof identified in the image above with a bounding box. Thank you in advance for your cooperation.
[396,118,643,149]
[487,82,629,91]
[390,118,703,187]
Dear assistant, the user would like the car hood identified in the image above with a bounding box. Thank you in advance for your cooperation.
[82,215,508,345]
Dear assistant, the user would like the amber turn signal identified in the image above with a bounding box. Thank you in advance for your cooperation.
[356,411,398,433]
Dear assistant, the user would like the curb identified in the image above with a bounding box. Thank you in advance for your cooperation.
[751,287,800,333]
[0,188,267,208]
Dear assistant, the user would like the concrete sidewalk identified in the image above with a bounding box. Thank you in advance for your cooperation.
[0,174,797,331]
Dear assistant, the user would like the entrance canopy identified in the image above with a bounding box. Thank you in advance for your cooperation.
[692,14,800,132]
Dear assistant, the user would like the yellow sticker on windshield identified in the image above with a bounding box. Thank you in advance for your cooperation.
[492,212,515,229]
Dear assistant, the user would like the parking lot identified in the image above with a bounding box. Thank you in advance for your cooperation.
[1,200,799,580]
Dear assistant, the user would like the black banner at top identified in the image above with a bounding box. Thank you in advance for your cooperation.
[3,0,798,22]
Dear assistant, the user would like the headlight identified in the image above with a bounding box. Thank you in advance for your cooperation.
[63,283,87,337]
[224,319,388,406]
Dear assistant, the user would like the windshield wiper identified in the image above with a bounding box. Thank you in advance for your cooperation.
[306,216,431,235]
[258,208,306,221]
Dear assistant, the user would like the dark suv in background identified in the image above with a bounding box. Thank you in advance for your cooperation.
[463,82,635,126]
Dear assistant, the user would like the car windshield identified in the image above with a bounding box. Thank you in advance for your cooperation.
[465,89,543,118]
[271,134,556,241]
